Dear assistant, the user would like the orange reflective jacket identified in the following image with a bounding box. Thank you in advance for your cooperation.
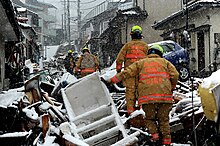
[116,39,149,72]
[75,53,99,73]
[111,54,179,105]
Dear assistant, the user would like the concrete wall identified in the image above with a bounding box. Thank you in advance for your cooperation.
[123,0,182,44]
[144,0,182,43]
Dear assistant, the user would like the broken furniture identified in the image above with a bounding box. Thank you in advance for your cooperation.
[61,72,139,146]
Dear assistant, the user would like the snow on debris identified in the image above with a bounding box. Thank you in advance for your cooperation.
[39,102,51,111]
[122,10,137,15]
[0,132,29,137]
[59,122,71,135]
[0,87,24,108]
[201,69,220,89]
[18,22,31,28]
[37,136,59,146]
[130,108,145,119]
[23,107,39,120]
[17,8,27,12]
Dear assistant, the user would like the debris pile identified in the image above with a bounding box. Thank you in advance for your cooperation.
[0,67,220,146]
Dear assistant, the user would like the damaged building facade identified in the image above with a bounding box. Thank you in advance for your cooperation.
[0,1,21,91]
[0,0,56,91]
[152,0,220,76]
[12,0,58,59]
[79,0,183,68]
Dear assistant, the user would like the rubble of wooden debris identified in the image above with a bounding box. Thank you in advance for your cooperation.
[0,71,141,146]
[0,71,78,146]
[0,66,220,146]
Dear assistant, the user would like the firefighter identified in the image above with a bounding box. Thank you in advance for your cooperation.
[116,25,149,115]
[64,50,75,74]
[75,47,99,77]
[107,44,179,146]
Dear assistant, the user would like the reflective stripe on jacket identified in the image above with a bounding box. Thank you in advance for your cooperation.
[111,54,179,105]
[81,68,96,73]
[138,94,173,105]
[140,72,170,80]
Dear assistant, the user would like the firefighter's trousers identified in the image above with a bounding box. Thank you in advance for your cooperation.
[142,103,172,144]
[124,76,138,109]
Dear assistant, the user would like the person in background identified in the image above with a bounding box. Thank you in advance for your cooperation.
[64,50,75,75]
[75,47,99,78]
[116,25,149,115]
[107,44,179,146]
[72,51,79,61]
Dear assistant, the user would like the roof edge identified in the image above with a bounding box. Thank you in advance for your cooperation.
[152,1,220,30]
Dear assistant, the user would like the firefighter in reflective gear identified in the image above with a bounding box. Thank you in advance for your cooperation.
[109,44,179,146]
[75,47,99,77]
[116,25,149,115]
[64,50,75,74]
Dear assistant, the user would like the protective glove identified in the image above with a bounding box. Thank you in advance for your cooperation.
[127,107,135,115]
[75,68,81,73]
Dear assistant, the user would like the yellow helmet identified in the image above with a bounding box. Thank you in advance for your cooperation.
[68,50,73,54]
[131,25,142,34]
[148,44,164,57]
[81,47,90,52]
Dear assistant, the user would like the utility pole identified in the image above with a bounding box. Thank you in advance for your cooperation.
[67,0,71,50]
[186,0,189,31]
[77,0,81,49]
[63,0,67,42]
[62,14,64,39]
[62,0,78,50]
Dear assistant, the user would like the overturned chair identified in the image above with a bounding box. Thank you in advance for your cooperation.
[61,72,139,146]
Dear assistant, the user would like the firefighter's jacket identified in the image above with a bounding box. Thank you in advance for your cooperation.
[75,52,99,73]
[64,54,75,69]
[111,54,179,105]
[116,39,149,72]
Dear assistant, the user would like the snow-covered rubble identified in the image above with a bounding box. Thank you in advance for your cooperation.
[1,66,220,145]
[201,69,220,89]
[0,87,24,108]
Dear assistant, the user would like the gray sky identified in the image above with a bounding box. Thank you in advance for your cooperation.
[39,0,106,28]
